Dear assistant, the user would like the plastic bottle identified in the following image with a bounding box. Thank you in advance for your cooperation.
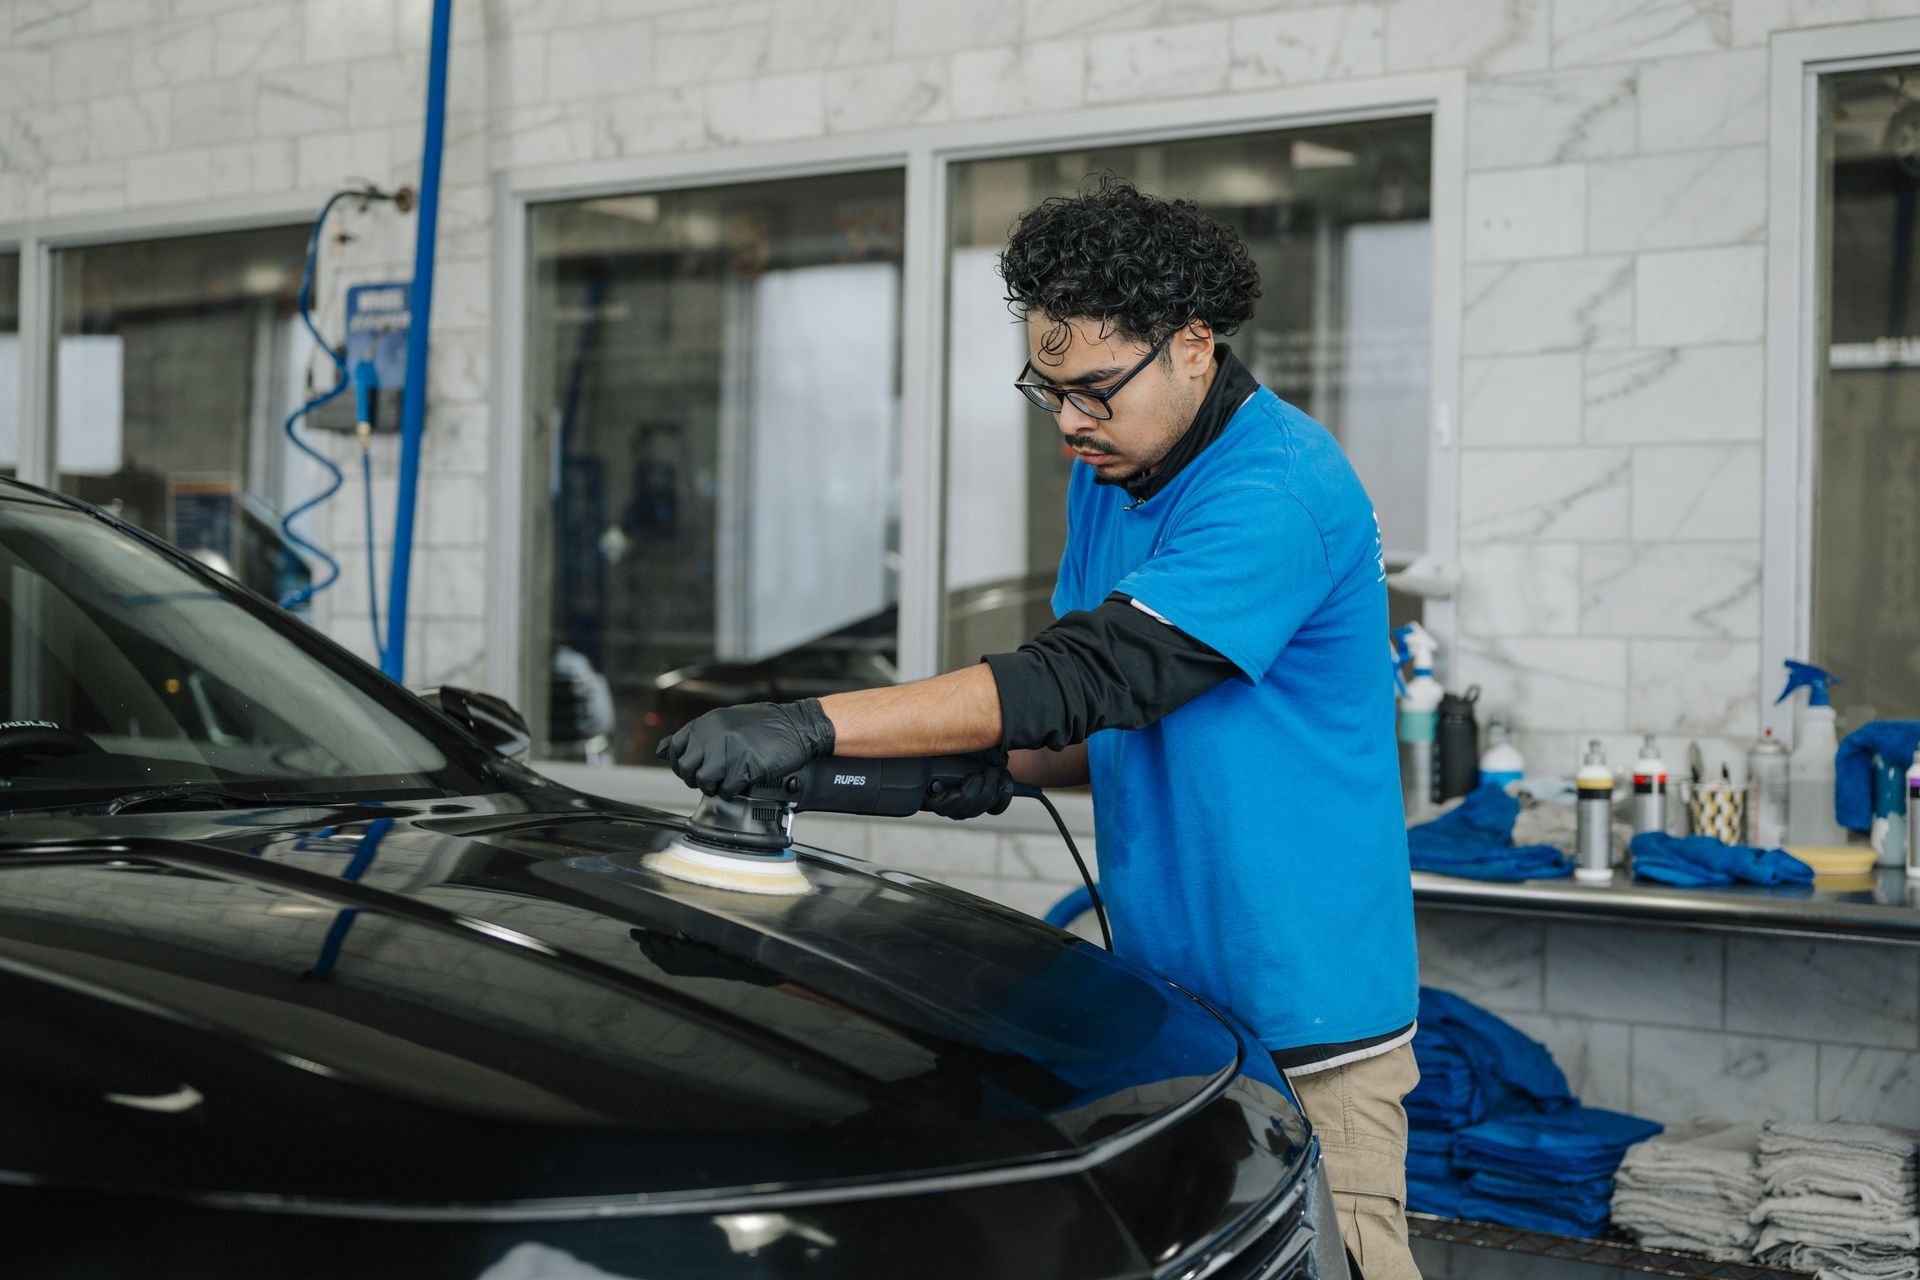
[1778,660,1846,846]
[1479,720,1526,792]
[1394,623,1443,816]
[1871,751,1908,869]
[1435,687,1481,802]
[1631,735,1668,837]
[1575,740,1615,885]
[1906,747,1920,882]
[1746,729,1790,850]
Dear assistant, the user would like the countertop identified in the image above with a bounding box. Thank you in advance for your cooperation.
[1412,864,1920,943]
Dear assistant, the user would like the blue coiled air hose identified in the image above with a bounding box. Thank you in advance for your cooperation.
[277,189,361,612]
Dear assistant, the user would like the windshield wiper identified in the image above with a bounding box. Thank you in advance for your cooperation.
[5,780,463,818]
[0,783,291,818]
[103,784,293,815]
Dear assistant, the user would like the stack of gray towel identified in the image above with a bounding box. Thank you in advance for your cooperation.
[1752,1121,1920,1280]
[1611,1120,1766,1259]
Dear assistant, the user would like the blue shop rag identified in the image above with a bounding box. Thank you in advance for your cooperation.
[1628,832,1814,887]
[1406,989,1662,1236]
[1407,987,1573,1130]
[1454,1107,1664,1178]
[1408,783,1573,882]
[1453,1107,1663,1237]
[1836,721,1920,833]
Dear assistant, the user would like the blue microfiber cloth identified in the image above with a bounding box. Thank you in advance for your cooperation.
[1457,1186,1611,1237]
[1452,1106,1663,1236]
[1466,1169,1617,1213]
[1462,1172,1616,1233]
[1836,721,1920,832]
[1629,832,1814,887]
[1408,993,1663,1237]
[1408,988,1574,1130]
[1454,1107,1663,1177]
[1408,782,1573,882]
[1407,1173,1467,1219]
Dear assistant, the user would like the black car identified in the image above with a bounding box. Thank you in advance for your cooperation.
[0,480,1350,1279]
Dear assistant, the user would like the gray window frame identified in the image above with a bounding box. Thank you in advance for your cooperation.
[499,75,1468,810]
[0,196,345,632]
[1764,18,1920,744]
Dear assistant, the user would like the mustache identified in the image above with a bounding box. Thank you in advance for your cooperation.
[1067,437,1118,455]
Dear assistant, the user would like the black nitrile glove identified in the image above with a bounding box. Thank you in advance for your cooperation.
[926,749,1014,821]
[656,699,836,796]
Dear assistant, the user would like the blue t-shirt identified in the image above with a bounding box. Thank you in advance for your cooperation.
[1053,384,1417,1053]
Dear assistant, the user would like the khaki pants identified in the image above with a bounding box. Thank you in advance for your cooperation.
[1283,1042,1422,1280]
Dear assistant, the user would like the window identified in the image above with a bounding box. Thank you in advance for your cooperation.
[941,119,1434,663]
[1,252,17,480]
[523,170,907,764]
[1812,67,1920,722]
[51,227,312,600]
[0,501,492,807]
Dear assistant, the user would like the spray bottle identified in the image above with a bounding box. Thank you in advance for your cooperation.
[1575,740,1616,884]
[1393,623,1443,817]
[1779,660,1846,846]
[1631,736,1668,837]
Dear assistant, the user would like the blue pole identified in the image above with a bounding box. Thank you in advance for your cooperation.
[382,0,453,682]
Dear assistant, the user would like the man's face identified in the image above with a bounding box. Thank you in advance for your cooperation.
[1024,315,1214,487]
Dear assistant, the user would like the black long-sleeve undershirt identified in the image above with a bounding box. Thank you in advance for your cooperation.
[983,346,1260,752]
[985,592,1239,751]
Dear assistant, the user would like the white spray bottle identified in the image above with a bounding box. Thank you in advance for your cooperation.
[1779,660,1846,846]
[1394,623,1443,817]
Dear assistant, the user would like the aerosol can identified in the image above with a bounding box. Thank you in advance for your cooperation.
[1575,740,1615,884]
[1394,623,1443,816]
[1907,747,1920,881]
[1746,729,1790,850]
[1631,735,1668,837]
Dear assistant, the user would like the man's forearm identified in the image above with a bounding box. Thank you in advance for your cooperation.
[818,663,1004,757]
[1010,743,1090,789]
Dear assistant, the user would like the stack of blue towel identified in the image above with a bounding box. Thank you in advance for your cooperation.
[1408,988,1663,1237]
[1407,783,1573,881]
[1455,1107,1664,1235]
[1629,832,1813,888]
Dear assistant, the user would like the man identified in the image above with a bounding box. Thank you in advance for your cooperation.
[659,177,1420,1277]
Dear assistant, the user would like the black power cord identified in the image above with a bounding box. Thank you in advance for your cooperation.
[1013,785,1111,952]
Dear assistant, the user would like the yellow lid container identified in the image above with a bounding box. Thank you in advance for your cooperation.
[1782,844,1878,875]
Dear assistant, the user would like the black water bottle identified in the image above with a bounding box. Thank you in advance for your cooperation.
[1434,686,1481,803]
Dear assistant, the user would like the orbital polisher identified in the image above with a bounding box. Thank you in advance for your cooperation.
[649,754,1024,896]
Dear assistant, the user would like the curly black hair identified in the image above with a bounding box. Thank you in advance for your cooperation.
[997,174,1261,360]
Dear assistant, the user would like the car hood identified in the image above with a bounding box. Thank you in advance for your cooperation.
[0,790,1256,1211]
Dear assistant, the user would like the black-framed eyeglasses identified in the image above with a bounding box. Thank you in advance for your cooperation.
[1013,328,1176,421]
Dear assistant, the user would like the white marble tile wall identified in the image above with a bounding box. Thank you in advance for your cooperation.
[1439,0,1920,759]
[1419,910,1920,1128]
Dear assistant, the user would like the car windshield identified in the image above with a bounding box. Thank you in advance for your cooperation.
[0,497,496,810]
